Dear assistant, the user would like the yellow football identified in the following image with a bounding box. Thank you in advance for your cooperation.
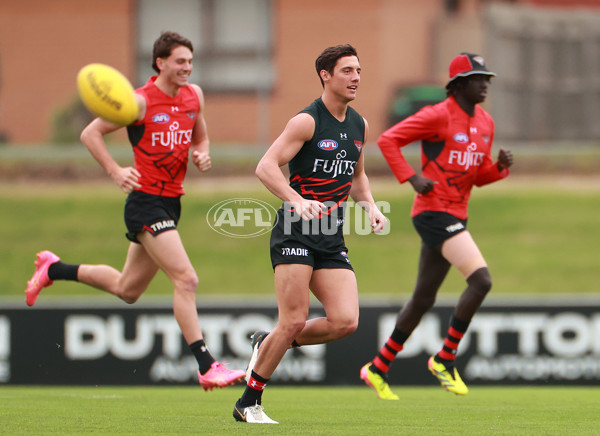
[77,63,139,126]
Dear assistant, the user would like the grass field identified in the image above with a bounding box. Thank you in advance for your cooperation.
[1,385,599,435]
[1,148,599,434]
[1,174,599,300]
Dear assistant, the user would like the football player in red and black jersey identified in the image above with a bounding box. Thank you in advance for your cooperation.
[233,44,387,424]
[361,53,513,398]
[24,31,245,390]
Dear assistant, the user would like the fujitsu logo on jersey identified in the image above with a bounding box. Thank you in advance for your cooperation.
[151,130,193,150]
[312,148,355,178]
[312,158,356,178]
[448,144,485,170]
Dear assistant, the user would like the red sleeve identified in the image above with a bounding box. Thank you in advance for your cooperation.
[377,106,443,183]
[473,122,509,186]
[474,160,509,186]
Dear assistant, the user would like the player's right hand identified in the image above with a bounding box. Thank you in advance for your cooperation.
[408,174,436,195]
[291,199,327,220]
[369,206,388,234]
[112,166,141,193]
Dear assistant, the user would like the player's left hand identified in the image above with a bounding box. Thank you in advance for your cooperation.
[192,151,211,172]
[369,206,388,234]
[497,148,513,170]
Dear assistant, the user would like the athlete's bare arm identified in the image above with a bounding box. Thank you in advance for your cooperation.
[80,98,144,194]
[349,118,387,233]
[189,84,211,172]
[256,113,325,220]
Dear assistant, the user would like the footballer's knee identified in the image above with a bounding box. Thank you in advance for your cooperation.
[111,281,145,304]
[119,288,143,304]
[335,318,358,339]
[122,295,139,304]
[467,267,492,297]
[173,268,199,295]
[281,319,307,340]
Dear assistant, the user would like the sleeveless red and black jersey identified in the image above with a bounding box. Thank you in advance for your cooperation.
[289,98,365,216]
[126,76,199,197]
[378,96,508,220]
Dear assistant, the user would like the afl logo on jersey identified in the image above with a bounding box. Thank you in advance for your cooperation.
[454,133,469,144]
[318,139,338,151]
[153,113,170,124]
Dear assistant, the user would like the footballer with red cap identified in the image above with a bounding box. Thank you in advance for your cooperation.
[360,53,514,399]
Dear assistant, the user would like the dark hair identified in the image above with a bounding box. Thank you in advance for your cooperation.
[446,74,492,97]
[151,31,194,73]
[446,76,468,97]
[315,44,358,87]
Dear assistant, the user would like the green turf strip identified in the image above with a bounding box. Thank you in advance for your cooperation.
[0,386,598,435]
[1,177,599,298]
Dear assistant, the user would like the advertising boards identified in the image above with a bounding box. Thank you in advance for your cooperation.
[1,299,598,386]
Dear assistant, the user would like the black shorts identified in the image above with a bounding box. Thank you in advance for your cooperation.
[269,208,353,271]
[412,211,467,249]
[124,191,181,243]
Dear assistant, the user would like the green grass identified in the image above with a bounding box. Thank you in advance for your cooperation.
[1,175,599,299]
[1,386,598,435]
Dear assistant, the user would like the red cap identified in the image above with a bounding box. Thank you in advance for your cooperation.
[448,52,496,84]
